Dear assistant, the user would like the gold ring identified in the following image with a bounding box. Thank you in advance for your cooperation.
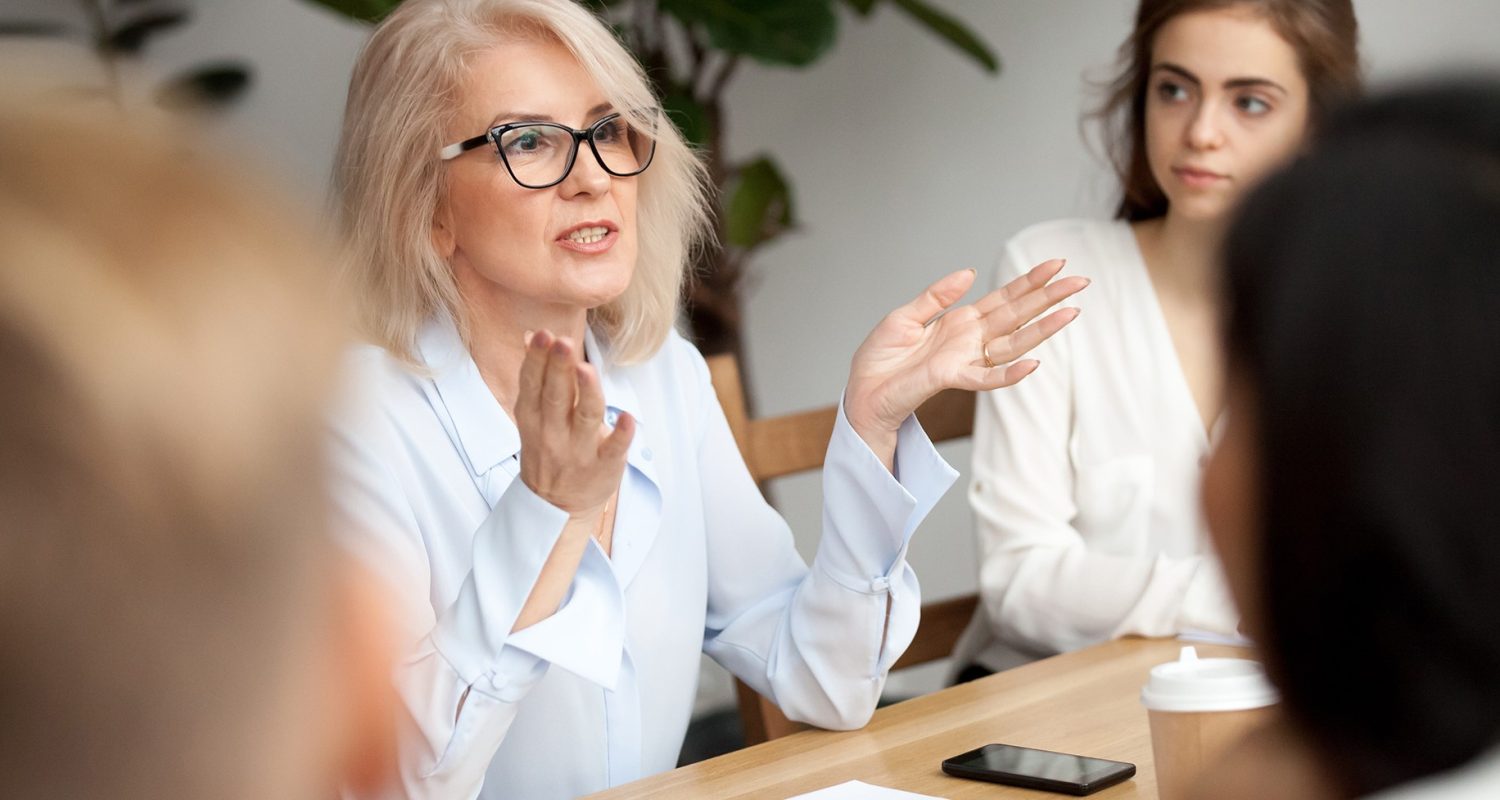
[982,341,996,369]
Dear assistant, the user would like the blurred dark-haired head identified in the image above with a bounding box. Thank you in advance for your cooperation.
[1206,77,1500,796]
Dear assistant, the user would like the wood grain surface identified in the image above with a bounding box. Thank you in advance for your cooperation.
[587,638,1251,800]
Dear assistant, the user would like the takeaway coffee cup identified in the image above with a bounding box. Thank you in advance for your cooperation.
[1140,646,1279,800]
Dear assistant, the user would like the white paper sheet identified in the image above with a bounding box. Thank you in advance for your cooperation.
[785,780,947,800]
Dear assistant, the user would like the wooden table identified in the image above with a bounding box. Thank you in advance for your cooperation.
[588,638,1249,799]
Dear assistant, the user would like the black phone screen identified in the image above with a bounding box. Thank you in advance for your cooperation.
[942,743,1135,795]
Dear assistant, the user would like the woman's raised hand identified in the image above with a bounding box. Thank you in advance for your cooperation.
[844,259,1087,454]
[515,329,633,519]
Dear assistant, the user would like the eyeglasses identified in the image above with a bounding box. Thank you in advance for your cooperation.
[438,111,657,189]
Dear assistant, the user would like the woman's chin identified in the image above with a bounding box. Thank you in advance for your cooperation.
[576,259,635,305]
[1167,194,1236,225]
[572,274,633,311]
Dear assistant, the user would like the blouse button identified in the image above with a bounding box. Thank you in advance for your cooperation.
[605,409,619,427]
[642,447,654,461]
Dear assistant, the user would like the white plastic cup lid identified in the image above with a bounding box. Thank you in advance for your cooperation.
[1140,646,1280,712]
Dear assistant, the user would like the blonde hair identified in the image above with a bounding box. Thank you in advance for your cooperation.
[334,0,710,365]
[0,99,346,799]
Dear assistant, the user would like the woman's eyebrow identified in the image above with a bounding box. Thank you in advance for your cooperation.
[1224,77,1288,94]
[486,103,616,128]
[1153,62,1287,95]
[1153,63,1202,86]
[488,111,554,126]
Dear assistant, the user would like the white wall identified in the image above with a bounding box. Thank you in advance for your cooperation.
[19,0,1496,711]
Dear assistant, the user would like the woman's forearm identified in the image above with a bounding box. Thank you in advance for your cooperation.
[511,515,597,632]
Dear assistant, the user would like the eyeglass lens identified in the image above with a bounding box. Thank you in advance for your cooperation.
[497,116,652,187]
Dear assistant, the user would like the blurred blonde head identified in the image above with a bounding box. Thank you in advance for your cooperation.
[0,93,381,798]
[334,0,710,365]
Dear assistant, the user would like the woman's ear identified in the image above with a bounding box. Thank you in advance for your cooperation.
[329,557,400,796]
[432,200,457,261]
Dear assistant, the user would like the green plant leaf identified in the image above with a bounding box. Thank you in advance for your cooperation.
[840,0,880,17]
[0,21,71,37]
[724,156,795,248]
[659,0,837,68]
[299,0,405,24]
[661,85,711,151]
[105,9,189,54]
[890,0,999,74]
[156,62,252,110]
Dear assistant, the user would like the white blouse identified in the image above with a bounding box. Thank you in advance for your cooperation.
[329,316,957,800]
[955,218,1240,672]
[1367,748,1500,799]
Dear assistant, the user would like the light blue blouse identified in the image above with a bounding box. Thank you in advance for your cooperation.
[330,317,957,800]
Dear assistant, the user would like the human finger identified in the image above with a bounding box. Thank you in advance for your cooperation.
[973,258,1067,315]
[980,274,1089,339]
[573,362,606,440]
[982,307,1081,365]
[515,328,553,418]
[599,411,635,462]
[540,336,578,431]
[960,358,1041,390]
[896,268,977,327]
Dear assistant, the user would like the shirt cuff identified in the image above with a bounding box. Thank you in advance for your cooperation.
[483,645,549,703]
[429,478,571,686]
[503,543,625,690]
[893,406,960,533]
[814,396,959,588]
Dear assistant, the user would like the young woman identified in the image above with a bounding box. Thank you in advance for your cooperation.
[957,0,1361,675]
[1201,79,1500,800]
[327,1,1085,797]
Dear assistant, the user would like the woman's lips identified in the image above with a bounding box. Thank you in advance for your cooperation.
[1173,166,1229,189]
[556,226,619,254]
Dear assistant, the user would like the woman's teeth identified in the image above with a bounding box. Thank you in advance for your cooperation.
[566,226,609,244]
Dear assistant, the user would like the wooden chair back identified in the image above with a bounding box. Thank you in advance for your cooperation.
[705,353,980,745]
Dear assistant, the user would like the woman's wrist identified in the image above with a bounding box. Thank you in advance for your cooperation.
[564,501,608,524]
[845,401,901,473]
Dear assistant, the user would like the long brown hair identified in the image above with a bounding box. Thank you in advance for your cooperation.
[1093,0,1362,221]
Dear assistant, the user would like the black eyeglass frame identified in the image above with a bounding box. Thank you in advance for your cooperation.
[438,111,657,189]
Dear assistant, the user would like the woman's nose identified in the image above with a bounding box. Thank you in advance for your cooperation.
[1185,102,1226,151]
[558,144,612,198]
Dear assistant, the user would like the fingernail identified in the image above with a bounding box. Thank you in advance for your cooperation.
[1081,277,1092,287]
[967,268,977,276]
[523,329,535,346]
[552,338,569,355]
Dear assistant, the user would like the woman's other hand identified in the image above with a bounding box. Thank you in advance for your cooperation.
[516,329,634,519]
[844,259,1086,465]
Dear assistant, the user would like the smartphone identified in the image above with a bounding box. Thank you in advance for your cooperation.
[941,743,1136,796]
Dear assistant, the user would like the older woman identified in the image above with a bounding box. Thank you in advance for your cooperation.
[328,1,1084,797]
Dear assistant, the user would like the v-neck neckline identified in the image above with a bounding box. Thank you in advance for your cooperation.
[1119,221,1220,452]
